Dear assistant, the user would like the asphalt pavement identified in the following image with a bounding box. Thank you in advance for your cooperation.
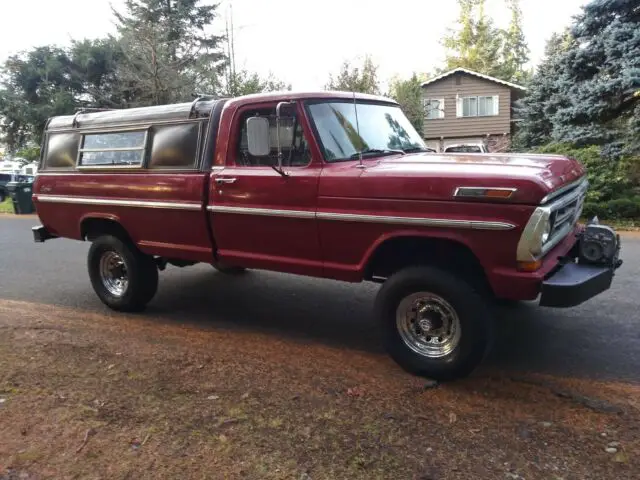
[1,215,638,382]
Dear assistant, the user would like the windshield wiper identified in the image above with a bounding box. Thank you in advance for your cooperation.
[349,148,405,159]
[403,147,435,153]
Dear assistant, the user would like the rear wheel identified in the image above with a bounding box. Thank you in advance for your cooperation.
[88,235,158,312]
[375,266,493,381]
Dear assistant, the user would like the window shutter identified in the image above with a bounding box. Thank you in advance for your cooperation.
[492,95,499,115]
[456,95,463,117]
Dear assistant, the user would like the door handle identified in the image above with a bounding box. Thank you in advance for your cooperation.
[215,177,237,185]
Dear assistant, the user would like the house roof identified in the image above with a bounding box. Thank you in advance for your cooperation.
[421,67,527,91]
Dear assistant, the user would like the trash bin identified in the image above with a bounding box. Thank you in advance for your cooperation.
[7,180,35,214]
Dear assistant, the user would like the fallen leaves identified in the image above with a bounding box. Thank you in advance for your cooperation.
[346,387,365,398]
[76,428,97,454]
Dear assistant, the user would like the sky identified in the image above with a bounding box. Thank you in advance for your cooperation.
[0,0,588,90]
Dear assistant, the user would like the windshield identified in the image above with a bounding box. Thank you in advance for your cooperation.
[307,101,426,162]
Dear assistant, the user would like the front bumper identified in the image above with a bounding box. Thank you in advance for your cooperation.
[539,262,615,307]
[539,224,622,308]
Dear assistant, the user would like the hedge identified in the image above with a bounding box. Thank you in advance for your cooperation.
[535,143,639,203]
[583,197,640,220]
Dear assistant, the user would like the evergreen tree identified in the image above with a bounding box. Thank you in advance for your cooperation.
[441,0,530,84]
[113,0,226,105]
[389,73,426,134]
[515,0,639,153]
[221,69,291,97]
[0,46,80,150]
[502,0,531,83]
[551,0,640,151]
[512,31,575,149]
[326,56,381,95]
[441,0,505,79]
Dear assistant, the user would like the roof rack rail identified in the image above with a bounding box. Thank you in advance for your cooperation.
[71,107,119,128]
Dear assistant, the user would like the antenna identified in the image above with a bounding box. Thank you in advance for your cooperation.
[353,91,363,167]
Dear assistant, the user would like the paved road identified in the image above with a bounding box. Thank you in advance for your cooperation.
[1,215,638,382]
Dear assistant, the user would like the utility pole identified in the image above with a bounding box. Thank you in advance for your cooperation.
[225,0,236,95]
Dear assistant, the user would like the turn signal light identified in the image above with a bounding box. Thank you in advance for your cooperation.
[485,189,515,199]
[517,260,542,272]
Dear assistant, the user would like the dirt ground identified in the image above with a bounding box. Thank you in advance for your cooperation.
[0,299,638,480]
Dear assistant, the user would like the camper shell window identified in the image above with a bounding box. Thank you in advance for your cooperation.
[44,132,81,169]
[78,130,148,167]
[148,122,202,169]
[40,98,220,171]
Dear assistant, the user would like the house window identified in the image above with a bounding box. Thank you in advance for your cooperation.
[424,98,445,120]
[457,95,499,117]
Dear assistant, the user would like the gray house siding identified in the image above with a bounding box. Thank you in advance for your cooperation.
[422,73,512,141]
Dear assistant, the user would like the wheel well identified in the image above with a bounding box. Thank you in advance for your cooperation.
[364,236,493,296]
[81,218,132,244]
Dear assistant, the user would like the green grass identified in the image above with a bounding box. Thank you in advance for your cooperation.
[0,197,14,214]
[580,217,640,231]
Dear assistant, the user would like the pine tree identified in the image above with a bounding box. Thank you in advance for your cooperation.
[389,73,426,134]
[441,0,505,79]
[325,56,381,95]
[502,0,530,83]
[512,31,574,149]
[549,0,640,152]
[113,0,226,105]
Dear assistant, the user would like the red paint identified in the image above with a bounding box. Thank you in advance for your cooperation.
[33,91,587,300]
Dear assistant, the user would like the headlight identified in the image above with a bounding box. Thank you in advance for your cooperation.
[541,219,552,244]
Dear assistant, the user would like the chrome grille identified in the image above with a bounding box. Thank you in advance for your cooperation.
[546,179,588,249]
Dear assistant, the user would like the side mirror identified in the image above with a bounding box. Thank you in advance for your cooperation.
[246,116,270,157]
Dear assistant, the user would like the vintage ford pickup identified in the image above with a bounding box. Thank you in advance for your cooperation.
[31,91,622,380]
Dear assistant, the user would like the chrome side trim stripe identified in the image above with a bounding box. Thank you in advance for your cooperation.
[33,195,516,230]
[34,194,201,211]
[209,205,515,230]
[206,205,315,219]
[317,211,515,230]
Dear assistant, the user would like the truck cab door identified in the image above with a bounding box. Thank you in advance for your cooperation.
[207,101,323,276]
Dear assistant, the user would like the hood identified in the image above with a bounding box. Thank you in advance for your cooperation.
[344,152,586,205]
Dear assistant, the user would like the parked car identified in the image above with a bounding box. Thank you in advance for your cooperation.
[30,92,623,380]
[443,143,488,153]
[0,173,11,202]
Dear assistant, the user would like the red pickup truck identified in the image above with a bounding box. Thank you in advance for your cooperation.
[31,91,622,380]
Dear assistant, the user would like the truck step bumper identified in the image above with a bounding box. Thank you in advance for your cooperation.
[32,225,57,243]
[540,262,615,308]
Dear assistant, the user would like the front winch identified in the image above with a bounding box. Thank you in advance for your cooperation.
[578,217,622,268]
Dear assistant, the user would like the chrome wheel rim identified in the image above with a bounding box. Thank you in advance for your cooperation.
[99,250,128,297]
[396,292,461,358]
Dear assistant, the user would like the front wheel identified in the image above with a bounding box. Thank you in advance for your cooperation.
[88,235,158,312]
[375,266,493,381]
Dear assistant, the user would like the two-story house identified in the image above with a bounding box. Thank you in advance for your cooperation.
[421,67,526,152]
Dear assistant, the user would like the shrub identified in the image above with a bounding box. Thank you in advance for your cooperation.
[582,197,640,220]
[536,143,638,203]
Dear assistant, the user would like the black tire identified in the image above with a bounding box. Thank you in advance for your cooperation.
[88,235,158,312]
[375,266,493,381]
[212,264,247,275]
